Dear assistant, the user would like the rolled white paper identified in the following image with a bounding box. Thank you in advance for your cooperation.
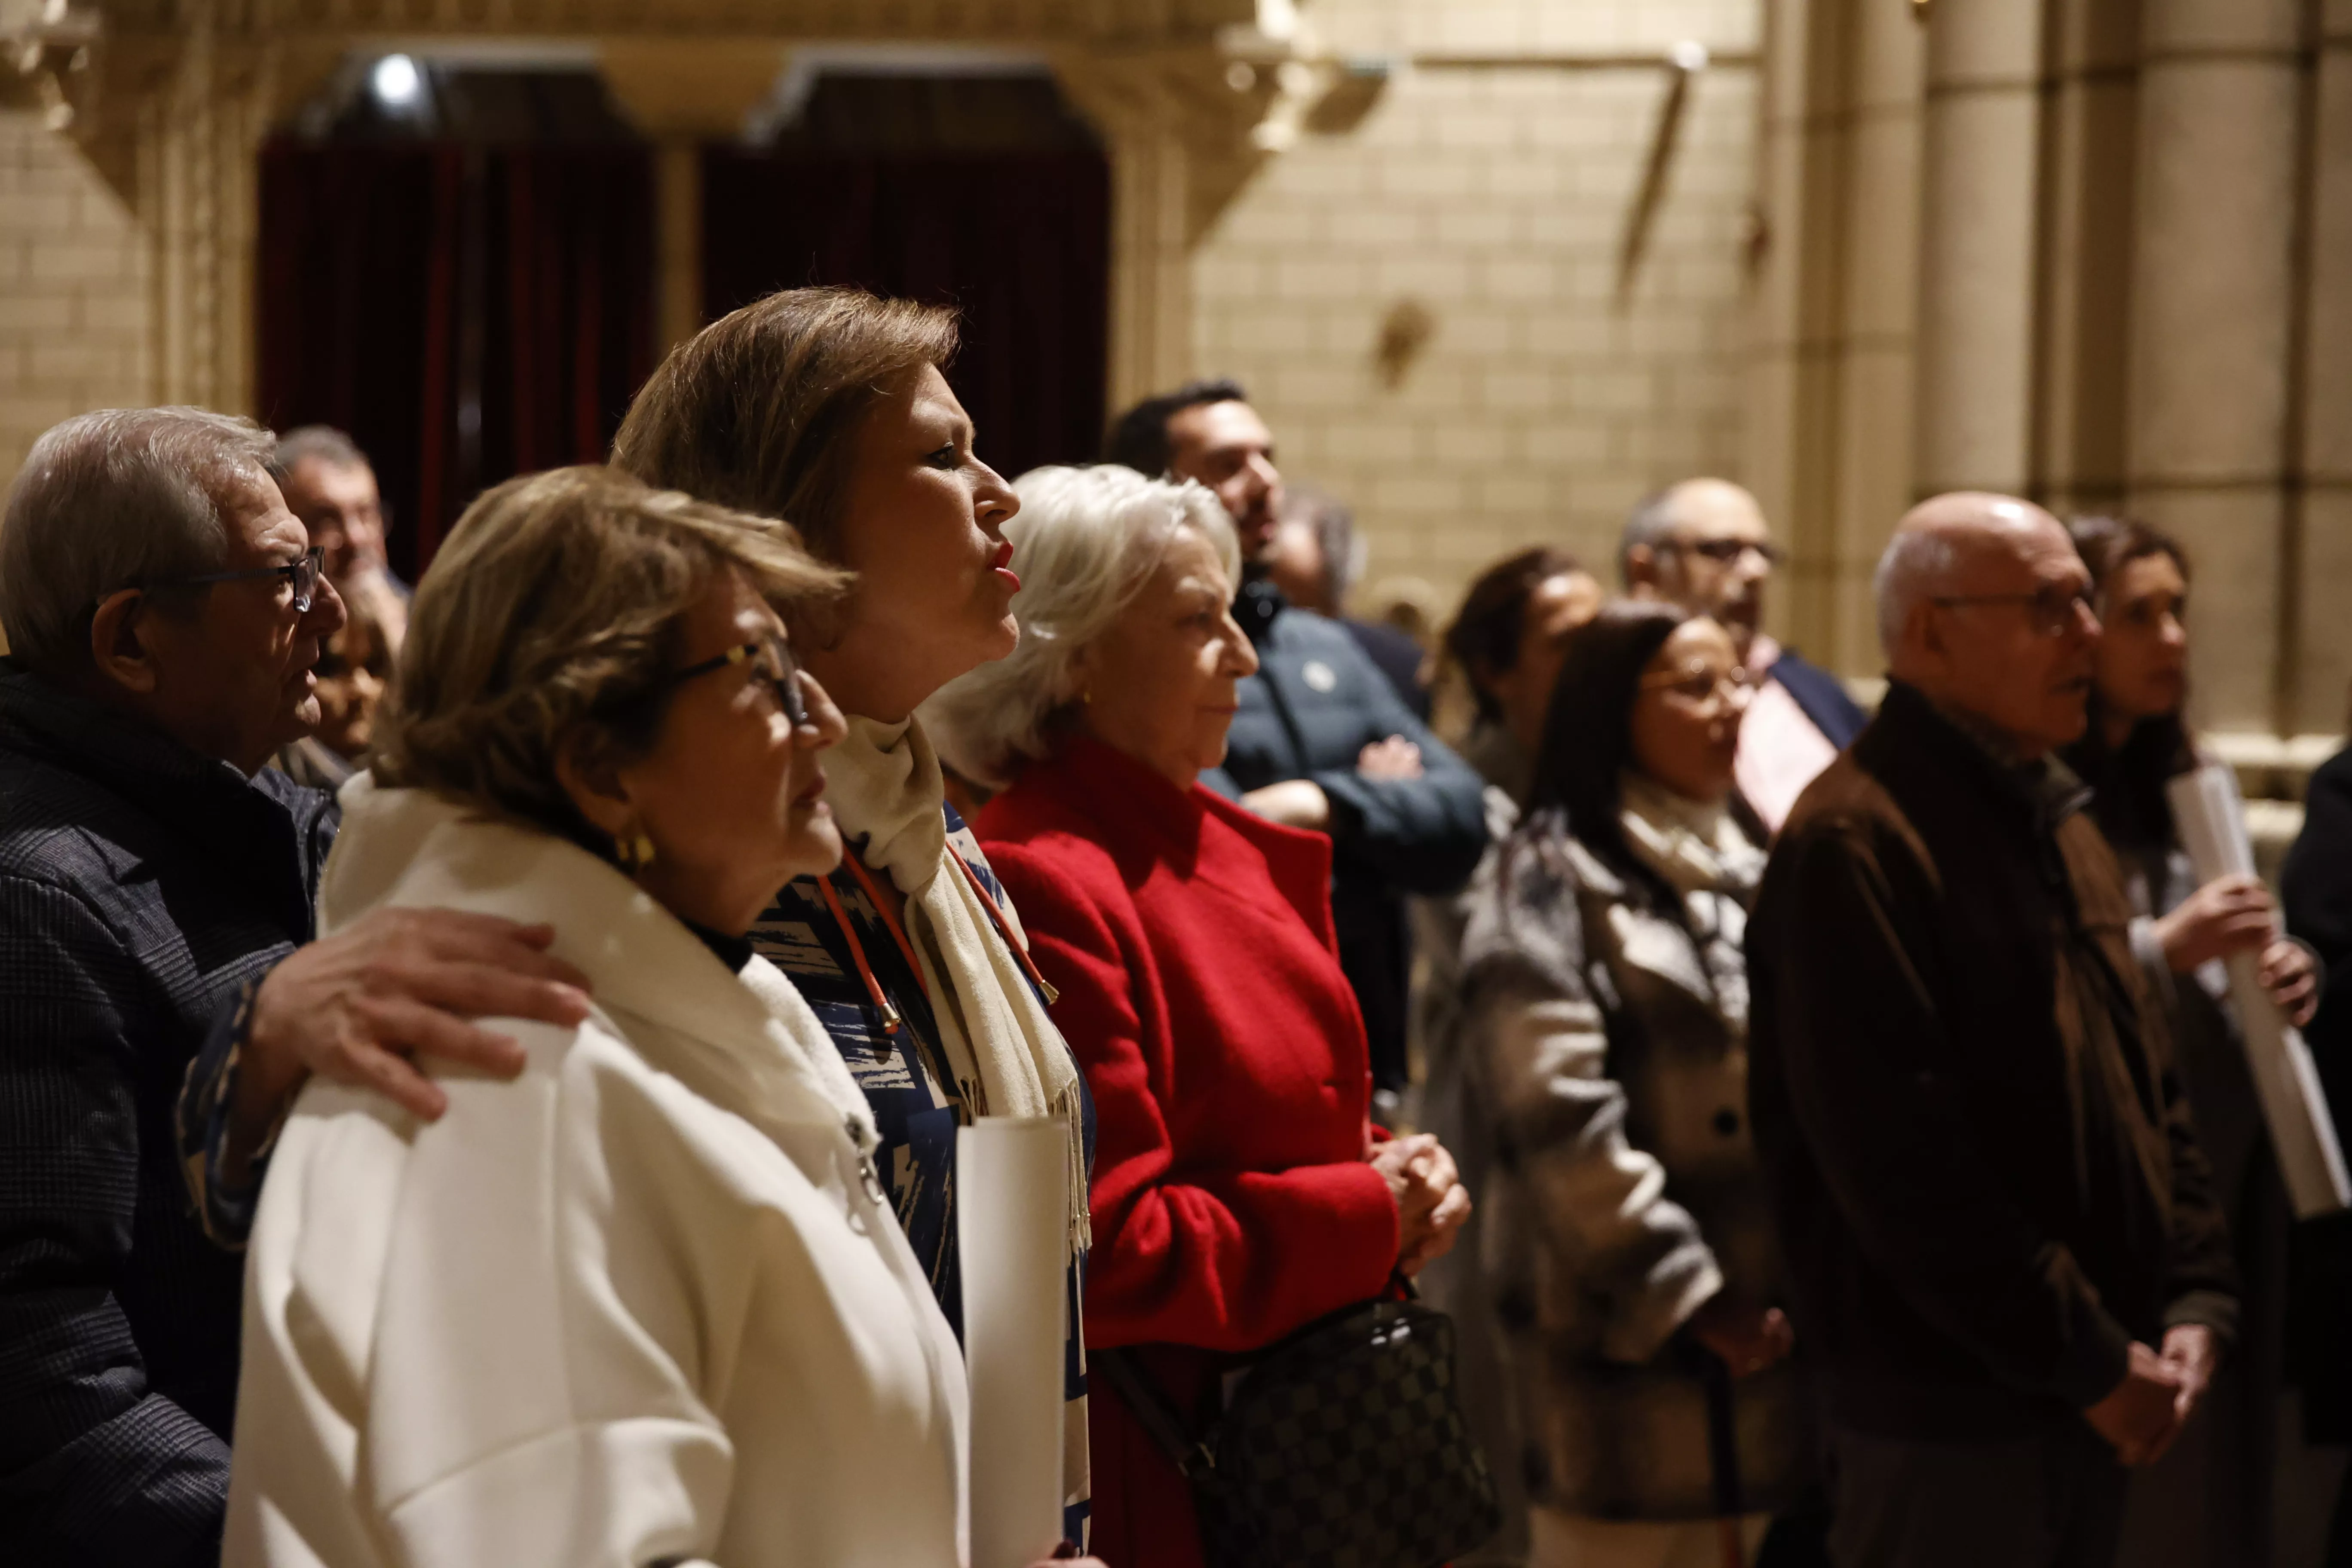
[2166,763,2352,1218]
[959,1116,1070,1568]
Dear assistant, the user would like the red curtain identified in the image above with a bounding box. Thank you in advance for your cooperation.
[701,147,1111,483]
[257,139,655,579]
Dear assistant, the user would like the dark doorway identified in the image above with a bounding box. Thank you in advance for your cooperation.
[256,68,655,579]
[701,71,1112,484]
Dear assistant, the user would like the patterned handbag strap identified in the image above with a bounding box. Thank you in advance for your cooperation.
[1090,1350,1219,1482]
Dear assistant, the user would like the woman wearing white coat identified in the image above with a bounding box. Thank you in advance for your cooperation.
[225,467,1047,1568]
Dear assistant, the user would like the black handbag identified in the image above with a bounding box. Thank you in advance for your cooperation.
[1093,1290,1502,1568]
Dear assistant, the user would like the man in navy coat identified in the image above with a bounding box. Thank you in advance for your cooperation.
[1106,381,1487,1106]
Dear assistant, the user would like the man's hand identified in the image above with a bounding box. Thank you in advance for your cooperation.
[227,909,593,1182]
[1240,778,1332,831]
[2160,1323,2220,1426]
[1689,1293,1795,1380]
[2084,1341,2188,1466]
[2257,937,2321,1026]
[1356,735,1424,782]
[2153,874,2279,974]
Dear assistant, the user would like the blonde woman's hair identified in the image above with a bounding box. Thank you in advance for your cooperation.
[371,465,847,848]
[925,464,1236,790]
[611,285,959,566]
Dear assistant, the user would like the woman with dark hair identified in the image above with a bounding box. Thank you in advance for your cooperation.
[2061,516,2318,1568]
[1452,601,1806,1567]
[1413,545,1605,1560]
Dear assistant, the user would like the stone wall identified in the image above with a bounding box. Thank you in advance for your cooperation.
[1189,0,1763,617]
[0,109,151,493]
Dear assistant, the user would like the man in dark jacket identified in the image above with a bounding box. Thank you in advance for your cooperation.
[1747,492,2238,1568]
[1622,477,1867,830]
[1106,381,1487,1100]
[0,408,588,1567]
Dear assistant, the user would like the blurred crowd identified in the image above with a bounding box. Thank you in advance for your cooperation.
[3,285,2351,1568]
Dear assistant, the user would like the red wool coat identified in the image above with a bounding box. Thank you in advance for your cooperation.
[976,735,1400,1568]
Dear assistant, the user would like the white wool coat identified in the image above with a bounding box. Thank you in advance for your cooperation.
[223,779,969,1568]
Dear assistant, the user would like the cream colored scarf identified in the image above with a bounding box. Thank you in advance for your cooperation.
[825,714,1090,1253]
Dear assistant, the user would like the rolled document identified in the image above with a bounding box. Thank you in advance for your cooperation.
[959,1117,1070,1568]
[2166,763,2352,1218]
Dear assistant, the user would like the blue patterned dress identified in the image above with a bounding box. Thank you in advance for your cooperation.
[750,804,1095,1547]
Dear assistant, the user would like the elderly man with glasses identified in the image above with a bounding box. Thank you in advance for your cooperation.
[0,407,588,1567]
[1622,477,1868,830]
[1745,492,2252,1568]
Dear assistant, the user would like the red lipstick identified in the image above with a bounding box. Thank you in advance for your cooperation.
[990,539,1021,592]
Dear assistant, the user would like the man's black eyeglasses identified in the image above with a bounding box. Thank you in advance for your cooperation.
[146,547,327,612]
[668,635,810,727]
[1665,537,1788,568]
[1930,587,2097,638]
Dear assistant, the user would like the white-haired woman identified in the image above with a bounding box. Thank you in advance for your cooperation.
[927,465,1471,1568]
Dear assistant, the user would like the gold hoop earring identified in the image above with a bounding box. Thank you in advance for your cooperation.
[615,824,656,874]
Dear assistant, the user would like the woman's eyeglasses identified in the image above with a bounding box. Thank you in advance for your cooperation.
[668,634,810,727]
[144,547,326,612]
[1638,662,1759,708]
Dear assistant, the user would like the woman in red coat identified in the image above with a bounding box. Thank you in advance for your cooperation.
[927,464,1473,1567]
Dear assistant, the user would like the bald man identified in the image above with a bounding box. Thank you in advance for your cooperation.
[1622,478,1866,829]
[1744,494,2238,1568]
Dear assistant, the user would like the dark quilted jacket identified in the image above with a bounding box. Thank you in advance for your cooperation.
[0,663,335,1566]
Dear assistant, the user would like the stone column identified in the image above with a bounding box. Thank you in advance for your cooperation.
[1051,53,1200,412]
[2295,3,2352,735]
[1913,0,2045,497]
[1747,0,1923,674]
[2036,0,2141,517]
[599,41,790,358]
[2125,0,2303,730]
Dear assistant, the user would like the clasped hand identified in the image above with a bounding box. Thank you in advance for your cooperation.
[2084,1325,2217,1466]
[1368,1132,1472,1275]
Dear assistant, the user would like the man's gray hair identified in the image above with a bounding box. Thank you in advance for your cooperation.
[1873,526,1963,657]
[925,464,1238,790]
[0,407,278,671]
[275,424,369,474]
[1280,481,1366,613]
[1619,486,1685,585]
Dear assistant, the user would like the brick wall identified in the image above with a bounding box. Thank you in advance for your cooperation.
[1190,0,1760,620]
[0,111,152,488]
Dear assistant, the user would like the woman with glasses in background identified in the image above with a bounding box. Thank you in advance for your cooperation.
[2058,516,2318,1568]
[1452,601,1810,1568]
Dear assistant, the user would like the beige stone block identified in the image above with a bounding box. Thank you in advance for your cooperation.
[1916,85,2040,491]
[0,295,70,333]
[1841,107,1923,340]
[2129,60,2299,481]
[1926,0,2045,86]
[1326,205,1424,249]
[1432,423,1511,464]
[1218,200,1321,250]
[1268,364,1361,411]
[1854,0,1929,111]
[1477,256,1555,301]
[1371,471,1469,515]
[1514,420,1611,468]
[1428,204,1515,251]
[2134,485,2281,727]
[2141,0,2300,55]
[1322,416,1429,465]
[2294,488,2352,734]
[1477,366,1555,412]
[2305,50,2352,478]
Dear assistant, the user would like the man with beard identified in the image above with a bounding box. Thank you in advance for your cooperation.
[1106,382,1486,1109]
[1622,478,1866,830]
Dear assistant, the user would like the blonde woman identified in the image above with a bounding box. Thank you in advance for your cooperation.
[225,468,984,1567]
